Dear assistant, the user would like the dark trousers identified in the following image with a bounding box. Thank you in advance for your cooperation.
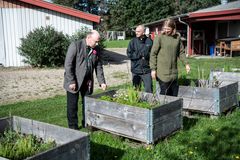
[132,72,153,93]
[157,78,179,96]
[67,80,90,129]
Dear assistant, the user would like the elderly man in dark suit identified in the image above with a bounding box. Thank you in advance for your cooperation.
[64,30,107,129]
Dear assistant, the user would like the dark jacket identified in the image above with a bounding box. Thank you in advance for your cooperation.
[63,39,105,94]
[127,35,153,74]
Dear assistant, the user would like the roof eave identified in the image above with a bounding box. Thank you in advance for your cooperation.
[143,14,189,27]
[189,8,240,18]
[19,0,101,23]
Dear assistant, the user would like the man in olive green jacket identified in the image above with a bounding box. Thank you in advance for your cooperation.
[150,19,190,96]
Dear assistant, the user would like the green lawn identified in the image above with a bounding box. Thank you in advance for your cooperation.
[178,57,240,80]
[0,57,240,160]
[0,95,240,160]
[104,40,130,48]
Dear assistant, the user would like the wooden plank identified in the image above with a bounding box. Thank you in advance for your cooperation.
[86,112,148,142]
[181,97,217,114]
[219,94,238,113]
[219,82,238,99]
[13,116,88,145]
[152,100,182,121]
[0,117,11,133]
[85,97,149,123]
[153,110,182,125]
[178,86,218,100]
[153,110,182,141]
[212,71,240,93]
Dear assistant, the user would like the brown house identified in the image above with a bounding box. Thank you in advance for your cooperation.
[144,0,240,57]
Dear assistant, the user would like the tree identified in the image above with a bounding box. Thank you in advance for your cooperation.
[106,0,176,31]
[106,0,221,32]
[52,0,77,7]
[177,0,220,14]
[52,0,222,34]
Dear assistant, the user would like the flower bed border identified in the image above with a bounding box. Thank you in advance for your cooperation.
[178,81,239,115]
[211,71,240,93]
[0,116,89,160]
[84,90,183,144]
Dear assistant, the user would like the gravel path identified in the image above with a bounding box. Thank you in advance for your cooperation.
[0,48,131,105]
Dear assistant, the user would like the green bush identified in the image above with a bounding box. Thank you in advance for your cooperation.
[18,26,70,67]
[70,26,90,42]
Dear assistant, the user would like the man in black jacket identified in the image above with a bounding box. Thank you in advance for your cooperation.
[127,25,153,93]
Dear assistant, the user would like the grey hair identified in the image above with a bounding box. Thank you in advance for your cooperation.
[136,25,145,32]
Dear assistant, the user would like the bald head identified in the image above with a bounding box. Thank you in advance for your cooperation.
[89,30,100,38]
[135,25,145,38]
[86,30,100,48]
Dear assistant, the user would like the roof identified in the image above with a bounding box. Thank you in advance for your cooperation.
[189,1,240,20]
[193,0,240,13]
[19,0,101,23]
[143,14,189,27]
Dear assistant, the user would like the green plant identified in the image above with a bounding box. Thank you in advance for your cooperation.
[18,26,70,67]
[100,87,159,109]
[0,129,56,159]
[223,64,231,72]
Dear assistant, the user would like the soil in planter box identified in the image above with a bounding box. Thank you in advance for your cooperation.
[100,88,161,109]
[0,129,56,160]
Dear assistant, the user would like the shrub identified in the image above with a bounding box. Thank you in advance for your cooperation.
[18,26,70,67]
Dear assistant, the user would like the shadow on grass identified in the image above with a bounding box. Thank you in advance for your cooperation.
[188,125,240,159]
[182,117,199,131]
[90,142,124,160]
[178,78,199,86]
[102,50,128,65]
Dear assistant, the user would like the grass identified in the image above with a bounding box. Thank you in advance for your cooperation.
[0,130,56,159]
[104,40,130,48]
[178,57,240,81]
[0,57,240,159]
[0,95,240,159]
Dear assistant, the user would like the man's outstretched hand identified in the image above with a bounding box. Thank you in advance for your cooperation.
[100,83,107,91]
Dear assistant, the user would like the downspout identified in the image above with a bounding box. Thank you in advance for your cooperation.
[178,17,189,56]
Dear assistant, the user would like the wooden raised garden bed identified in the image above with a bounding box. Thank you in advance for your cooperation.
[0,116,89,160]
[178,81,239,116]
[210,71,240,93]
[84,90,183,144]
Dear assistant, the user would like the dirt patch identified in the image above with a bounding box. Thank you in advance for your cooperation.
[0,48,131,105]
